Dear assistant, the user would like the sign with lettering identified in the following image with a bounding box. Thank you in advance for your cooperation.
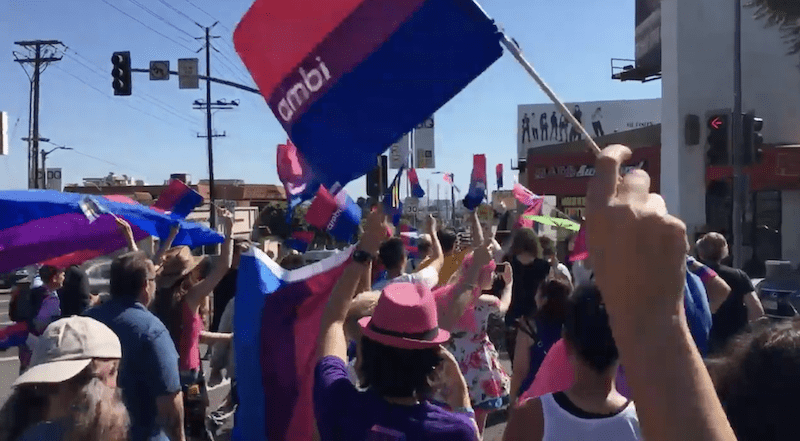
[533,161,647,180]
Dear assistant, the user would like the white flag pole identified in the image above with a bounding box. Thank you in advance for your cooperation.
[500,34,602,156]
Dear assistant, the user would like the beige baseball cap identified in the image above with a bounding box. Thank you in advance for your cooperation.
[13,316,122,387]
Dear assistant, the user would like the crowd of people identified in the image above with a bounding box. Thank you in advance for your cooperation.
[2,144,800,441]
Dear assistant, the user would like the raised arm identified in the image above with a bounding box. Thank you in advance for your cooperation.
[493,262,514,315]
[586,145,736,441]
[317,207,386,362]
[115,217,138,252]
[438,240,492,332]
[419,215,444,274]
[687,257,730,314]
[469,210,483,249]
[153,224,180,265]
[185,209,234,311]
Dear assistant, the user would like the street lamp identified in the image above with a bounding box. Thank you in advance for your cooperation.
[40,146,72,189]
[433,171,456,227]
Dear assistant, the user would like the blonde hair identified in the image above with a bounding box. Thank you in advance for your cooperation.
[0,360,129,441]
[696,232,729,263]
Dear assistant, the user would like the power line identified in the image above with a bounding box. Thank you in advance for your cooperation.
[124,0,196,39]
[42,139,150,176]
[155,0,201,26]
[53,64,200,128]
[100,0,195,52]
[180,0,217,22]
[62,49,198,124]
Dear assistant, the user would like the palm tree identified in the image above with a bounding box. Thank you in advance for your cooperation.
[747,0,800,56]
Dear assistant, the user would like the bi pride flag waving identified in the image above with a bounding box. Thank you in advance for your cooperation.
[234,0,503,201]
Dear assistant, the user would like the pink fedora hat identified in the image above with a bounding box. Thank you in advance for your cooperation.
[359,282,450,350]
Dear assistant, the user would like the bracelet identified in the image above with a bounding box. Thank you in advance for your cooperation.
[453,406,475,419]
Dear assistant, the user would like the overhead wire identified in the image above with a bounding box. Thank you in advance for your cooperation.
[52,64,200,130]
[155,0,201,26]
[42,139,151,176]
[63,48,199,125]
[100,0,196,52]
[123,0,196,40]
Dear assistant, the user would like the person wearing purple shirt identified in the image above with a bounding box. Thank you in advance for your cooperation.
[314,209,479,441]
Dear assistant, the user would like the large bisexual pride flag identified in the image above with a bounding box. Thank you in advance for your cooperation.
[234,0,503,191]
[234,247,353,441]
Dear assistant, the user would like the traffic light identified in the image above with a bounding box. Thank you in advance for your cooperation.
[706,112,730,166]
[742,112,764,165]
[111,51,132,96]
[366,155,388,199]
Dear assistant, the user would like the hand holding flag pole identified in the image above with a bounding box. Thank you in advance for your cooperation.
[499,34,602,157]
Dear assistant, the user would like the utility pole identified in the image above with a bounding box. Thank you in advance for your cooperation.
[13,40,63,189]
[732,0,745,269]
[194,23,238,229]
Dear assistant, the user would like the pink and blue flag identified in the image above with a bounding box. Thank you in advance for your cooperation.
[152,179,203,218]
[234,0,503,193]
[463,154,487,210]
[277,140,317,216]
[408,168,425,198]
[513,183,542,207]
[496,163,504,189]
[0,190,223,273]
[233,247,353,441]
[306,186,361,243]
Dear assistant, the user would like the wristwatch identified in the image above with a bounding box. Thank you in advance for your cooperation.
[352,249,376,264]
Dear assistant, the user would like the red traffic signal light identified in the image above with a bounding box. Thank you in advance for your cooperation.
[706,113,730,166]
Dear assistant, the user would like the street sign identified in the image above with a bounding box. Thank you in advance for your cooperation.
[36,168,62,191]
[414,117,435,169]
[178,58,200,89]
[389,133,410,169]
[149,61,170,81]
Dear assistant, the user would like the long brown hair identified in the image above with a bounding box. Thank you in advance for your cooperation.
[0,361,129,441]
[151,265,210,346]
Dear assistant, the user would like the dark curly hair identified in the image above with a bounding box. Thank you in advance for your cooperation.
[563,284,618,373]
[708,318,800,441]
[358,337,441,399]
[533,279,572,324]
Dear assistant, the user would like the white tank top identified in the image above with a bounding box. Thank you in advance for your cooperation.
[541,392,642,441]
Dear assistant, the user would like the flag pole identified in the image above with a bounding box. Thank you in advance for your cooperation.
[500,34,601,156]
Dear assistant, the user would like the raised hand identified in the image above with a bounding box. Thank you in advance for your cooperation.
[585,144,688,319]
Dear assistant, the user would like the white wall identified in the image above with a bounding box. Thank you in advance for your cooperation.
[782,191,800,265]
[662,0,800,237]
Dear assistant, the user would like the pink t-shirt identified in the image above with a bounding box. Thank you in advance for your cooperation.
[518,339,630,404]
[179,302,204,371]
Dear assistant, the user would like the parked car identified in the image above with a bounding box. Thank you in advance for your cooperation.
[0,269,29,289]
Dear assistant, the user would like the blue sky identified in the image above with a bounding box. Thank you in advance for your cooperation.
[0,0,660,200]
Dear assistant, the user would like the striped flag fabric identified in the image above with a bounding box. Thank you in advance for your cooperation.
[305,186,361,243]
[233,0,503,194]
[277,140,317,217]
[443,173,453,185]
[496,163,504,189]
[234,247,353,441]
[152,179,203,218]
[513,183,543,207]
[408,168,425,198]
[463,154,487,210]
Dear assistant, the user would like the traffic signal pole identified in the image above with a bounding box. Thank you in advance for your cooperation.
[732,0,745,269]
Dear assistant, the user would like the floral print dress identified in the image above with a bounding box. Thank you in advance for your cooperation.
[445,298,511,410]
